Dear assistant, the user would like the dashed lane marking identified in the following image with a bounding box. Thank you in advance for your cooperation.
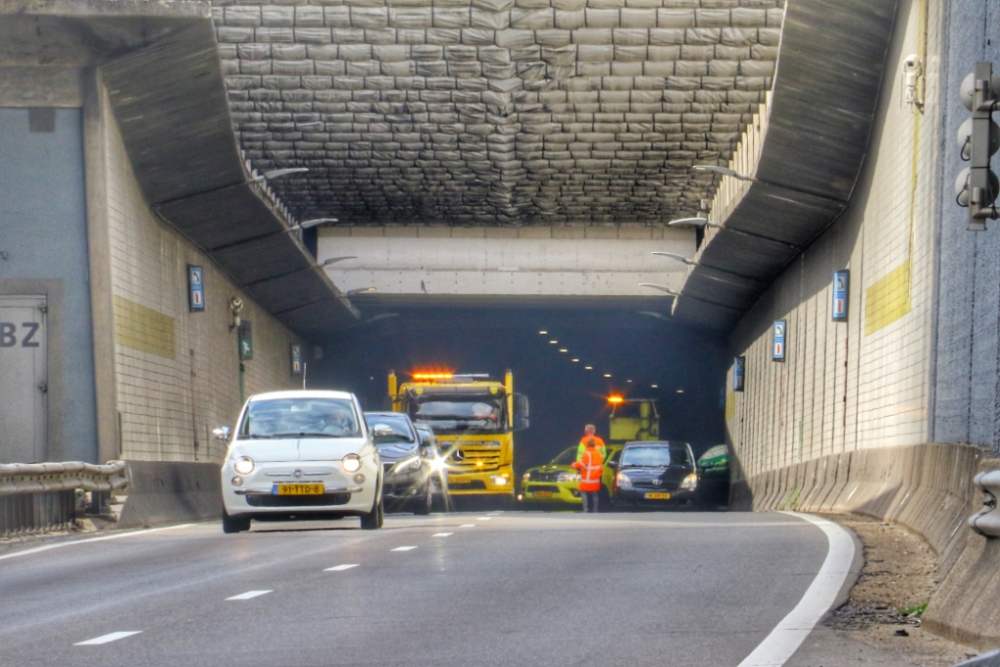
[0,524,194,562]
[391,546,418,552]
[226,590,273,601]
[432,533,453,537]
[476,517,491,521]
[324,564,360,571]
[75,631,142,646]
[459,524,476,528]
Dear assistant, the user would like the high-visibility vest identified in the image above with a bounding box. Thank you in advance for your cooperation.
[576,435,606,461]
[578,447,603,492]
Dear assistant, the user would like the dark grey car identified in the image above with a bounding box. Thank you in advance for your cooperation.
[610,441,699,509]
[365,411,435,514]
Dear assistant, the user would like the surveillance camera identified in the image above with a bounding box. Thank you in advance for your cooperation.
[902,54,922,75]
[230,297,244,313]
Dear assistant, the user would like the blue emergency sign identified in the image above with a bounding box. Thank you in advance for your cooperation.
[772,320,786,361]
[733,356,745,391]
[188,265,205,312]
[291,344,302,376]
[832,270,849,321]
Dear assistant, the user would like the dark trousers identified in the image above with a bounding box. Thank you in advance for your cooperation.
[581,490,600,513]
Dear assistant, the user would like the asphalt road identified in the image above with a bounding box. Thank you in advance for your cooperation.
[0,512,834,667]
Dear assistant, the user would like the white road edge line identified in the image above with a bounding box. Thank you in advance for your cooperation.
[736,512,856,667]
[226,590,273,601]
[325,564,360,571]
[0,524,195,562]
[391,546,418,551]
[75,631,142,646]
[432,532,453,537]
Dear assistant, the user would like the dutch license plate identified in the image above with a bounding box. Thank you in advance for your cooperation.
[273,483,324,496]
[534,490,553,498]
[645,492,671,500]
[448,475,470,484]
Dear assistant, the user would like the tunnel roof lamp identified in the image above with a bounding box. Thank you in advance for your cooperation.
[345,287,376,296]
[572,358,579,362]
[559,348,568,353]
[549,340,558,344]
[692,165,754,181]
[539,330,548,334]
[585,366,593,370]
[254,167,310,182]
[652,251,697,266]
[639,283,679,296]
[651,384,659,388]
[604,373,612,378]
[318,256,356,267]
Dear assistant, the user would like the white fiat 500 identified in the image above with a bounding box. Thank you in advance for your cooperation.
[216,390,383,533]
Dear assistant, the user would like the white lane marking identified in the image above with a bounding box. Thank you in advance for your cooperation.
[226,590,273,601]
[392,546,418,551]
[736,513,855,667]
[0,524,194,562]
[75,631,142,646]
[325,564,359,571]
[459,524,476,528]
[432,532,453,537]
[476,517,491,521]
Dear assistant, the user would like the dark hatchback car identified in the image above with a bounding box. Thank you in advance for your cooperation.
[364,411,435,514]
[611,441,699,509]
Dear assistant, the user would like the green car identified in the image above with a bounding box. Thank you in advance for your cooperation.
[696,444,730,508]
[520,445,623,506]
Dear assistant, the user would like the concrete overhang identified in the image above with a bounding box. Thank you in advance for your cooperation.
[671,0,898,330]
[1,0,357,340]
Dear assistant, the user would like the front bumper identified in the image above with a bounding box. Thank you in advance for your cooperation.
[444,469,513,496]
[521,480,582,504]
[222,459,379,519]
[613,487,696,506]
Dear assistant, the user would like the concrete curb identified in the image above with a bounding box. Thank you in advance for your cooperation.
[117,461,221,529]
[732,443,1000,650]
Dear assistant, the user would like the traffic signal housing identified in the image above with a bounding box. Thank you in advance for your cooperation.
[956,62,1000,231]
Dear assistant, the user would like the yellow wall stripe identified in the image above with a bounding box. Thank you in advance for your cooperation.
[113,296,176,359]
[865,259,911,335]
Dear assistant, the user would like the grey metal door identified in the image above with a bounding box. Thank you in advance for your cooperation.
[0,295,47,463]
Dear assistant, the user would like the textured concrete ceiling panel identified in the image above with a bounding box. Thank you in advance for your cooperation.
[215,0,784,225]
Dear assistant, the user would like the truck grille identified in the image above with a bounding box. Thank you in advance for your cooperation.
[246,493,350,507]
[447,480,487,491]
[450,447,501,472]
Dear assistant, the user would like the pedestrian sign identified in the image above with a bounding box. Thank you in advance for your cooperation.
[290,344,302,376]
[832,270,849,321]
[772,320,786,361]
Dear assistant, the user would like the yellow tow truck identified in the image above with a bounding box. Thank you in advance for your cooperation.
[607,396,659,443]
[389,370,529,509]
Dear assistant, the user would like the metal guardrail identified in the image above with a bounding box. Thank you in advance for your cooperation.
[0,461,129,496]
[951,649,1000,667]
[968,470,1000,538]
[0,461,129,537]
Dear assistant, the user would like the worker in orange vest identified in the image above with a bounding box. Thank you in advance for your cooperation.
[572,436,604,513]
[575,424,606,461]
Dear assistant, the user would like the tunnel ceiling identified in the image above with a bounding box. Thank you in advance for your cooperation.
[214,0,783,225]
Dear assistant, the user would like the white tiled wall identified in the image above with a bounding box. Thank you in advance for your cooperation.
[727,0,941,480]
[102,88,303,463]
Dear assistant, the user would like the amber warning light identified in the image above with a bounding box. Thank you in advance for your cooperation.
[608,395,624,405]
[412,372,454,380]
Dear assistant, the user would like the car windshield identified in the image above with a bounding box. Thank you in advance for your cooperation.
[366,414,416,444]
[550,447,578,465]
[408,396,505,434]
[620,444,691,468]
[238,397,361,439]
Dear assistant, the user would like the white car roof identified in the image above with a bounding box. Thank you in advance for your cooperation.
[247,390,356,402]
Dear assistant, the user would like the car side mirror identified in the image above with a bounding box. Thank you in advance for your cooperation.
[212,426,231,441]
[372,424,394,438]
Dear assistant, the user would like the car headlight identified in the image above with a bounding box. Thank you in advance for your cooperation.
[490,474,510,486]
[616,472,632,489]
[393,456,420,473]
[342,454,362,473]
[680,473,698,491]
[557,472,581,483]
[234,456,255,475]
[522,472,531,482]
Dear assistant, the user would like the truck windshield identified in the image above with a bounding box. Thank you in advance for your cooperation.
[238,398,361,439]
[409,397,506,434]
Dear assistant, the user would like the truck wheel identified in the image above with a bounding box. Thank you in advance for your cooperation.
[414,481,433,515]
[222,511,250,534]
[361,495,384,530]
